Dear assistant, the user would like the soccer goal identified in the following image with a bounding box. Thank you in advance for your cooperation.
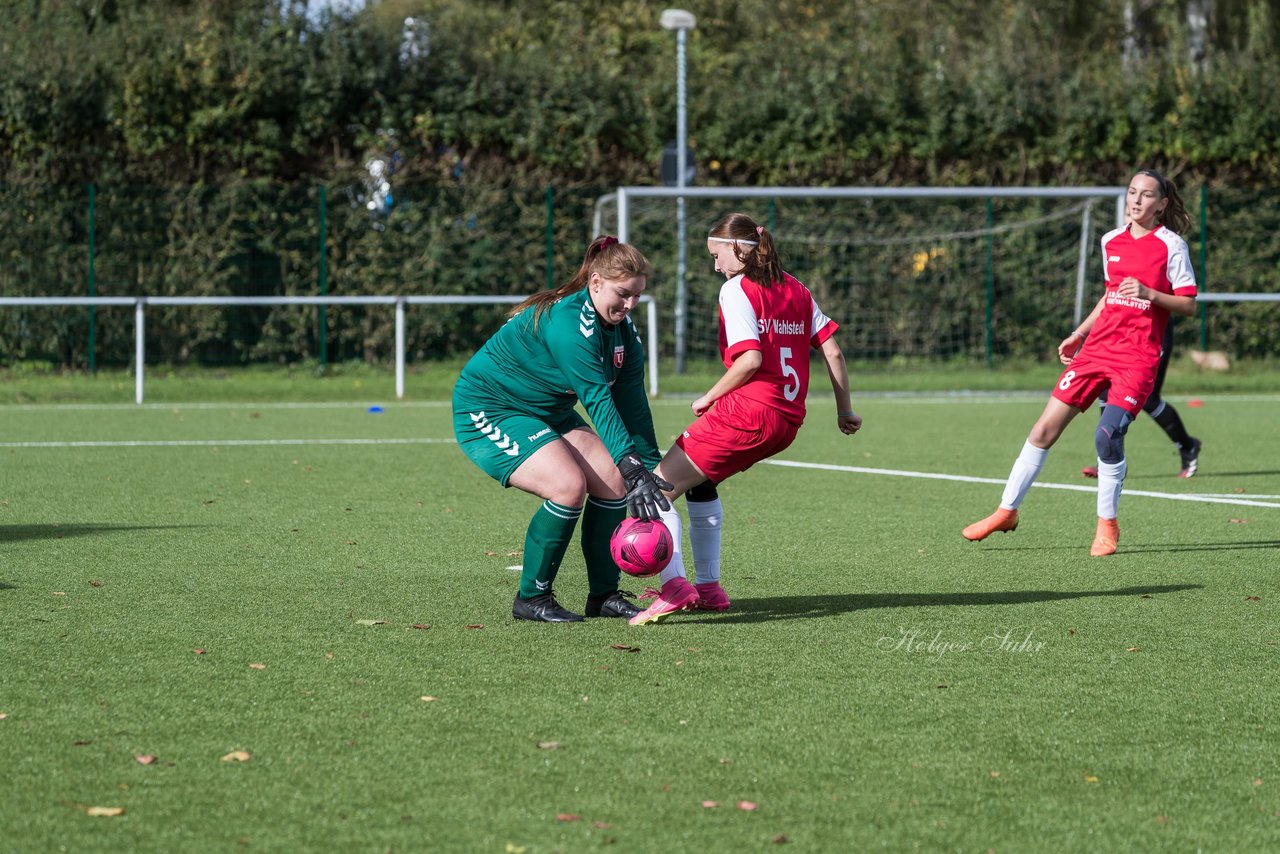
[595,186,1127,370]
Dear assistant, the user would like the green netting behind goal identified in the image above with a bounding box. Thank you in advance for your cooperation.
[599,188,1125,368]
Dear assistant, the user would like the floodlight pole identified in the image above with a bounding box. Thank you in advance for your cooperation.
[662,9,695,374]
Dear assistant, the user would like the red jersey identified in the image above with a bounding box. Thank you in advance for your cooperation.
[717,271,839,426]
[1081,224,1197,369]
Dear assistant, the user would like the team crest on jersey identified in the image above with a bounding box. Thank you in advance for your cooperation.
[613,345,625,368]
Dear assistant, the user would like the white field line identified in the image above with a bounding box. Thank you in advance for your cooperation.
[0,438,455,448]
[5,401,453,412]
[762,458,1280,509]
[6,434,1277,510]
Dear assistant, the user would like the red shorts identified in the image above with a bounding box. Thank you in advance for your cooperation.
[674,392,800,483]
[1051,352,1156,416]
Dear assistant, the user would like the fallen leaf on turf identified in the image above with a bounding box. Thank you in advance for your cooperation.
[74,739,93,746]
[507,551,520,557]
[465,624,485,629]
[719,758,731,764]
[1246,596,1261,601]
[419,696,437,702]
[701,801,719,808]
[593,820,612,829]
[537,741,561,750]
[0,713,6,720]
[356,619,389,626]
[555,813,581,822]
[484,551,499,556]
[1254,778,1264,786]
[736,801,758,811]
[1126,647,1139,652]
[505,845,526,854]
[221,751,251,762]
[1154,815,1168,825]
[1229,519,1248,524]
[1084,775,1099,783]
[135,755,157,765]
[610,644,640,653]
[990,771,1000,778]
[194,649,206,655]
[773,834,789,844]
[248,663,266,670]
[52,592,65,596]
[86,806,125,817]
[89,580,103,588]
[410,624,431,630]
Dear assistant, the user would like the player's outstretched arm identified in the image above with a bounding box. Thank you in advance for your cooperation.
[820,337,861,435]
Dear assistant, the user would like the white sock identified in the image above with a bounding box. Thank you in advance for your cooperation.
[687,498,723,585]
[1000,440,1050,510]
[1096,458,1126,519]
[657,506,686,585]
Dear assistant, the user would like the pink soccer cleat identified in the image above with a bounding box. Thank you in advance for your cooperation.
[691,581,731,612]
[628,577,699,626]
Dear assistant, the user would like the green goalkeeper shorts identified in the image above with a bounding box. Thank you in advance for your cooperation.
[452,393,588,488]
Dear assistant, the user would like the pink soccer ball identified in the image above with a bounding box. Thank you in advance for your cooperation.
[610,517,673,578]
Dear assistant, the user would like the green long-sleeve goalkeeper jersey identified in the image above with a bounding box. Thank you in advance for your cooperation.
[454,289,660,468]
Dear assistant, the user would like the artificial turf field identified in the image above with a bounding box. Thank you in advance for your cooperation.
[2,386,1278,851]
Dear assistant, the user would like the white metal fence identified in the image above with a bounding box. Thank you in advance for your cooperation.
[0,294,660,404]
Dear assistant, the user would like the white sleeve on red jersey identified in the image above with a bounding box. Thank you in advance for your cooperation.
[808,296,837,345]
[1158,229,1198,294]
[719,276,761,351]
[1099,226,1126,284]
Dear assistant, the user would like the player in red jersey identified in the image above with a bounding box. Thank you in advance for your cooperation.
[962,169,1198,556]
[629,212,863,625]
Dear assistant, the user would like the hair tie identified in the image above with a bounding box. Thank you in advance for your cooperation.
[599,235,618,250]
[756,226,764,236]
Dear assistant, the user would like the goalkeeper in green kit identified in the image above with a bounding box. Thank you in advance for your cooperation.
[452,236,672,623]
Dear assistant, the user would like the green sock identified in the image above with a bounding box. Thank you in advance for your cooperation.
[581,496,627,597]
[518,500,581,600]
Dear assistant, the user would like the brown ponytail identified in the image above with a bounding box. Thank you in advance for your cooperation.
[708,212,784,286]
[508,235,653,324]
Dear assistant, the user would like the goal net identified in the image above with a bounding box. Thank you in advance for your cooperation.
[595,187,1126,369]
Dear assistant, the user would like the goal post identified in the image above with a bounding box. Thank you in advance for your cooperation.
[597,186,1127,371]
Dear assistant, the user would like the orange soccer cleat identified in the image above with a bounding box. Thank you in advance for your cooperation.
[961,508,1019,542]
[1089,517,1120,557]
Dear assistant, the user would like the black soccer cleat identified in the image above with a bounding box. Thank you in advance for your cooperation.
[584,590,642,619]
[512,592,583,623]
[1178,438,1202,479]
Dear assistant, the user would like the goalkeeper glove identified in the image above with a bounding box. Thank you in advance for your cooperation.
[617,453,674,521]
